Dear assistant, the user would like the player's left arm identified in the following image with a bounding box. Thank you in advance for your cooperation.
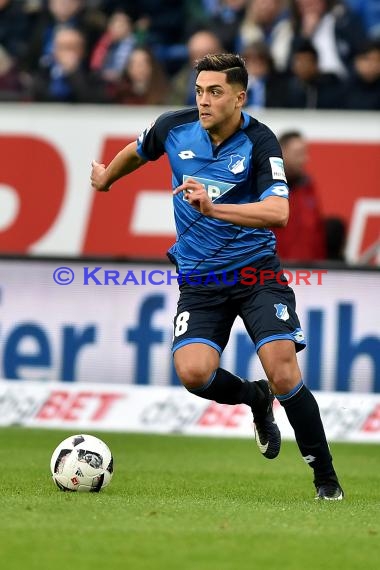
[91,141,147,192]
[173,179,289,227]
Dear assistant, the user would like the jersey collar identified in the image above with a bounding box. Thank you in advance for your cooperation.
[241,111,251,130]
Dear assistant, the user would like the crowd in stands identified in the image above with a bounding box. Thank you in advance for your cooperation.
[0,0,379,108]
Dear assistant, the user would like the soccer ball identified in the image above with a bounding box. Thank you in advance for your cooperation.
[50,434,114,492]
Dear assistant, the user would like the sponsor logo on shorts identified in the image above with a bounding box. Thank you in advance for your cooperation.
[274,303,289,321]
[293,330,305,342]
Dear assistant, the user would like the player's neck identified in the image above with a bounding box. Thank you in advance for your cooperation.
[207,113,243,146]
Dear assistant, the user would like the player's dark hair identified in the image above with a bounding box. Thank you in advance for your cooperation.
[195,53,248,89]
[278,130,303,146]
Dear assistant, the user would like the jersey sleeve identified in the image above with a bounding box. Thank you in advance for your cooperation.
[136,111,172,161]
[252,126,289,201]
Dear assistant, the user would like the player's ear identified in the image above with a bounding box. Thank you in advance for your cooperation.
[236,89,246,109]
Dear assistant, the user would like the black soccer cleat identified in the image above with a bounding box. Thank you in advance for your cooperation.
[315,481,344,501]
[252,379,281,459]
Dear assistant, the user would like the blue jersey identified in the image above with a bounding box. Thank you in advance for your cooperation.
[136,108,289,275]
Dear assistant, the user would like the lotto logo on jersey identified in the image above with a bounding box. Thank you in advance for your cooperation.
[182,175,235,200]
[178,150,196,159]
[271,185,289,197]
[269,157,287,181]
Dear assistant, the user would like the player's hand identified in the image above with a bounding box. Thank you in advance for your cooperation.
[90,160,111,192]
[173,178,215,216]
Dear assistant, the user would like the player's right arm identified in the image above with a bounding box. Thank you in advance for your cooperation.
[91,141,147,192]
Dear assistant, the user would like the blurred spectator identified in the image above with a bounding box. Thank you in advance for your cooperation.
[111,46,168,105]
[184,0,217,34]
[197,0,220,16]
[283,39,343,108]
[0,0,30,60]
[274,130,326,262]
[325,216,346,261]
[97,1,130,14]
[168,29,223,105]
[238,0,292,72]
[0,45,28,101]
[128,0,188,75]
[208,0,248,52]
[29,26,108,103]
[345,0,380,39]
[2,0,377,110]
[131,0,186,44]
[90,10,136,85]
[25,0,106,72]
[242,41,288,108]
[342,40,380,110]
[287,0,368,78]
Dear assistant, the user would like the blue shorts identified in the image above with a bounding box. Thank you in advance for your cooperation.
[172,255,306,355]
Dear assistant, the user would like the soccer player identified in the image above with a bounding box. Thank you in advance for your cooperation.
[90,53,344,500]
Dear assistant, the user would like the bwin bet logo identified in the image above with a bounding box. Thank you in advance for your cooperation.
[228,154,246,174]
[274,303,289,321]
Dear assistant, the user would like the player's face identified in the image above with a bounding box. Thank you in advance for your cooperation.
[195,71,245,136]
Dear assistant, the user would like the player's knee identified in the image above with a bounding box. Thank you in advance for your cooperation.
[266,361,299,395]
[175,360,214,390]
[269,370,301,395]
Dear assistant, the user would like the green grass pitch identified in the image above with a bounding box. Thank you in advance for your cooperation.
[0,427,379,570]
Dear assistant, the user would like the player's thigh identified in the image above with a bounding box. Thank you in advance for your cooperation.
[172,284,236,382]
[258,339,302,394]
[239,280,306,354]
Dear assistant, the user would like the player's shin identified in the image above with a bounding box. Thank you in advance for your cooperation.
[184,368,263,406]
[277,382,338,483]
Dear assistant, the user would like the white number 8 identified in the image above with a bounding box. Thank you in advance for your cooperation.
[174,311,190,337]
